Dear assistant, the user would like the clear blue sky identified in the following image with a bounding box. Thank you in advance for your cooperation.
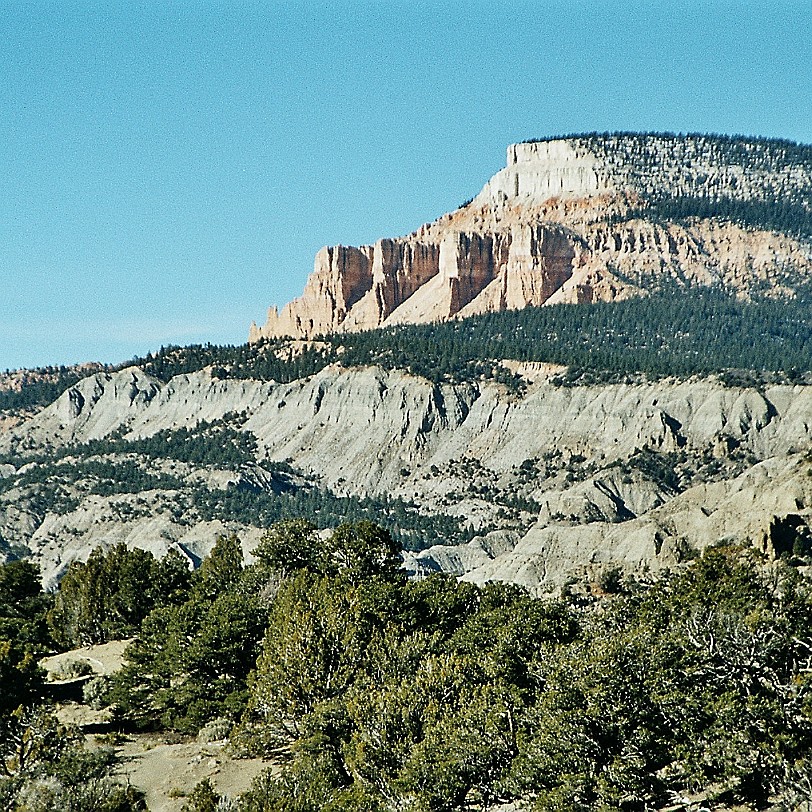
[2,1,810,370]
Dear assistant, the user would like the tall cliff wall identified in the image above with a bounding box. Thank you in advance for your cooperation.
[250,134,812,341]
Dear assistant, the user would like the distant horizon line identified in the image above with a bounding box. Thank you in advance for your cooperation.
[522,130,812,148]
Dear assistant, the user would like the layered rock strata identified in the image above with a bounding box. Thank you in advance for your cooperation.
[3,366,811,589]
[251,135,812,340]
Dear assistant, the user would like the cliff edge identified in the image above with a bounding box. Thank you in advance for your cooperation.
[250,134,812,341]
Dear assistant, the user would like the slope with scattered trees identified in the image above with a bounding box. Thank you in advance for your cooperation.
[128,289,812,390]
[3,522,811,811]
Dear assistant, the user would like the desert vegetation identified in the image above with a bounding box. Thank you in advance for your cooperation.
[3,524,812,811]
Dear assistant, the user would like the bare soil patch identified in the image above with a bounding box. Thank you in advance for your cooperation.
[115,733,270,812]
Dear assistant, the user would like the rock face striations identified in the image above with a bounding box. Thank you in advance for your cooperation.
[4,133,812,594]
[3,366,812,591]
[250,134,812,340]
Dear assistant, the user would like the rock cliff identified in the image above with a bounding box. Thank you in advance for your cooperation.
[2,366,811,591]
[251,134,812,340]
[4,133,812,593]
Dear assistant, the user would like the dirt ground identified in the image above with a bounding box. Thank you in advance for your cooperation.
[42,640,272,809]
[41,638,135,677]
[115,733,270,811]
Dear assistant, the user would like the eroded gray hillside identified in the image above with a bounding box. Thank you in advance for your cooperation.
[2,365,810,591]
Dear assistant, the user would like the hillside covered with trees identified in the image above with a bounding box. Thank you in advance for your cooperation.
[133,290,812,389]
[2,524,812,811]
[3,288,811,415]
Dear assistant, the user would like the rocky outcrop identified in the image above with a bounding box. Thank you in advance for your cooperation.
[3,366,811,588]
[251,134,812,340]
[477,135,812,208]
[474,140,614,204]
[249,223,593,340]
[6,367,812,495]
[460,454,812,594]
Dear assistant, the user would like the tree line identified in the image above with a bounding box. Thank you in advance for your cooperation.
[2,524,812,810]
[4,289,811,414]
[118,290,812,389]
[630,195,812,239]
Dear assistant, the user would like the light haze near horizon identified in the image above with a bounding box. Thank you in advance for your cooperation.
[2,1,811,370]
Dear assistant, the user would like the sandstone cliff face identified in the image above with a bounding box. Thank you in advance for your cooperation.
[251,135,812,340]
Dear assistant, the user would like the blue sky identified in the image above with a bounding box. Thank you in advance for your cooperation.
[2,1,811,370]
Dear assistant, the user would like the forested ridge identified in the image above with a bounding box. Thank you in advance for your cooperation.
[526,131,812,166]
[2,289,810,416]
[527,132,812,223]
[631,196,812,239]
[136,290,812,388]
[0,366,103,413]
[3,524,812,811]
